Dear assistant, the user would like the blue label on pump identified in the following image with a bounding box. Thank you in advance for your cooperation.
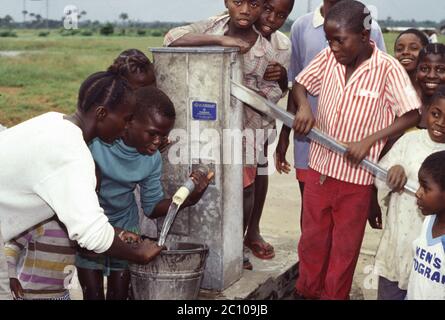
[192,101,217,121]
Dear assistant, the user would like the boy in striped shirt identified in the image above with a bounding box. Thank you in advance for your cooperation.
[291,0,421,299]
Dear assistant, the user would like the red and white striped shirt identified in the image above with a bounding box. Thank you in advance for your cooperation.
[296,42,421,185]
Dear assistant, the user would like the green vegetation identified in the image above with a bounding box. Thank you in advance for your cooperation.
[0,31,444,127]
[0,31,163,126]
[0,30,17,37]
[100,23,114,36]
[383,32,398,56]
[38,31,50,37]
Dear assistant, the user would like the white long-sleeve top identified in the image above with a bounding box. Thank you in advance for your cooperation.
[0,112,114,253]
[374,129,445,290]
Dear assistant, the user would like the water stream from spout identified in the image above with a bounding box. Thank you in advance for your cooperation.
[158,202,180,247]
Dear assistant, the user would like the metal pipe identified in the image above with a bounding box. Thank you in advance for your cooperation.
[230,81,418,194]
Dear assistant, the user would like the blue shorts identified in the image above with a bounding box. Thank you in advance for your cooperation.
[75,226,139,276]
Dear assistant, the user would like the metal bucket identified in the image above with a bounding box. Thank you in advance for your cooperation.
[129,242,209,300]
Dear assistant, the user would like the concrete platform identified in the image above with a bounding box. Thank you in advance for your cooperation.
[199,235,299,300]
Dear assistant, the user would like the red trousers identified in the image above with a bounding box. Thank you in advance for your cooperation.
[296,169,372,300]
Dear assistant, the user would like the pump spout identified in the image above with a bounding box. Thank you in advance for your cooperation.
[158,167,212,247]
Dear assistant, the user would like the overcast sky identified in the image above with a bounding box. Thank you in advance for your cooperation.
[1,0,444,23]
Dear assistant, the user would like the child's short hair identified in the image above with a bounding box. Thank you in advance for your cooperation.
[133,86,175,121]
[420,151,445,191]
[418,43,445,63]
[395,29,429,48]
[77,70,132,112]
[108,49,152,78]
[325,0,371,33]
[430,84,445,107]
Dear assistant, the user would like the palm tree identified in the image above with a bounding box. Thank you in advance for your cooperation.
[119,12,129,34]
[22,10,28,24]
[33,14,42,27]
[78,10,87,21]
[4,15,14,28]
[119,13,128,24]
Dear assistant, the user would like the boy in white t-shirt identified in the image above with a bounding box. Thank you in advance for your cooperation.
[407,151,445,300]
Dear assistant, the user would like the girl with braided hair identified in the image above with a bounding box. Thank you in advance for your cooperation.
[0,69,163,299]
[108,49,156,89]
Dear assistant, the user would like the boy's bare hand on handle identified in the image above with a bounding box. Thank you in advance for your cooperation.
[293,106,315,135]
[291,83,315,135]
[387,165,407,192]
[345,136,375,166]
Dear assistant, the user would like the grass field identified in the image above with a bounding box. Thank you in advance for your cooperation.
[0,31,444,126]
[0,31,163,126]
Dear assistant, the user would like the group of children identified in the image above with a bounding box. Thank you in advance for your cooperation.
[0,0,444,300]
[282,1,445,300]
[289,1,445,300]
[164,0,295,269]
[165,0,445,299]
[0,50,212,300]
[372,32,445,300]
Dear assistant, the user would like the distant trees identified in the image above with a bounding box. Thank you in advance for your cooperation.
[379,17,440,29]
[22,10,28,23]
[0,14,15,36]
[3,15,13,25]
[0,15,14,29]
[2,13,442,36]
[119,13,129,23]
[35,14,42,24]
[100,23,114,36]
[78,10,87,21]
[119,12,129,34]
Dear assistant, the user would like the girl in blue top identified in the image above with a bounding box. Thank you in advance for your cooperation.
[76,86,212,300]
